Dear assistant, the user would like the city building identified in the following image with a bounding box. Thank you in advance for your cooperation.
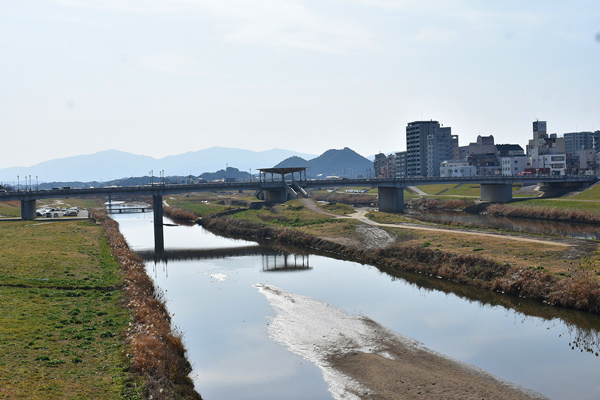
[395,151,407,178]
[564,131,600,155]
[501,155,530,176]
[526,121,565,156]
[374,153,388,177]
[406,120,453,177]
[575,149,598,174]
[386,153,397,178]
[440,160,476,177]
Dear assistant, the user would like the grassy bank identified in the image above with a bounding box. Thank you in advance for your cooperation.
[90,208,202,400]
[0,219,141,399]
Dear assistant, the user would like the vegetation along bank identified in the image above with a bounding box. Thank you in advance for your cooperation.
[163,195,600,315]
[90,208,202,400]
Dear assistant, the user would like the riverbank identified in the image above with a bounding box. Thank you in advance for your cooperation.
[0,218,141,399]
[90,208,202,400]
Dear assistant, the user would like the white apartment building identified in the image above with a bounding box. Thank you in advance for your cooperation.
[530,151,567,175]
[501,156,530,176]
[440,160,476,177]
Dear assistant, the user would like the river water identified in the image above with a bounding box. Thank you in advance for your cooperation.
[112,211,600,400]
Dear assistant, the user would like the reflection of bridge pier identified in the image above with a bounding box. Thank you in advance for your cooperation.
[153,195,164,253]
[262,252,310,272]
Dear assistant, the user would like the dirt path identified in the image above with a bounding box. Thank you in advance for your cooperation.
[301,198,571,248]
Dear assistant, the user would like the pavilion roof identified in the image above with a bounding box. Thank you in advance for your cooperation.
[257,167,307,175]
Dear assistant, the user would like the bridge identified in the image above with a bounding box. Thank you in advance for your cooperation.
[2,173,595,252]
[1,174,596,221]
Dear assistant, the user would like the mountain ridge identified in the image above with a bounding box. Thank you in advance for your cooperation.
[0,147,318,183]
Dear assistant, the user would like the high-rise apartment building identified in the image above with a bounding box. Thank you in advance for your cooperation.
[406,121,452,177]
[564,131,600,155]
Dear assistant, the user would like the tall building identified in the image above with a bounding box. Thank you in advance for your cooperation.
[527,121,565,156]
[395,151,407,178]
[406,121,452,177]
[426,126,453,177]
[373,153,387,177]
[564,131,600,155]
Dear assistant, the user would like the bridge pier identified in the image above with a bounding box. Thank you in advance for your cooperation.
[480,184,512,202]
[378,186,404,213]
[263,188,288,202]
[21,199,37,221]
[153,195,164,253]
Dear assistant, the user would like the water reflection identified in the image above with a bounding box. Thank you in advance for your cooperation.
[111,211,600,400]
[262,253,310,272]
[405,209,600,240]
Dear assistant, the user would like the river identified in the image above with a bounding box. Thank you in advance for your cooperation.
[112,211,600,400]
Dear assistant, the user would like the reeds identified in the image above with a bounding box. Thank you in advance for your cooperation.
[486,204,600,224]
[406,198,472,210]
[163,205,198,222]
[90,208,202,400]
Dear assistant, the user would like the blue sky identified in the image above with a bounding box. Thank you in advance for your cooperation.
[2,0,599,168]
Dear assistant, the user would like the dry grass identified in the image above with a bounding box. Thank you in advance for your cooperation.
[163,205,198,222]
[487,204,600,224]
[90,208,202,400]
[406,197,473,210]
[311,193,376,204]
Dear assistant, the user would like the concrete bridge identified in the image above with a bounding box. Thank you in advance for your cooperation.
[1,174,596,221]
[2,174,595,252]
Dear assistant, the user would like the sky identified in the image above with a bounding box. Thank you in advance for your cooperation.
[2,0,600,169]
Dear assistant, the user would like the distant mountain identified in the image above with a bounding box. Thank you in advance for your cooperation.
[200,167,250,181]
[274,147,373,178]
[0,147,316,183]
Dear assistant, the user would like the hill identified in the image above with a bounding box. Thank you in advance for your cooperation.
[274,147,372,178]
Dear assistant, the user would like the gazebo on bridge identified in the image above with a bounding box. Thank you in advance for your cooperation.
[257,167,308,183]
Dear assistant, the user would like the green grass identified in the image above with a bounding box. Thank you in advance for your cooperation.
[442,184,481,197]
[0,221,122,288]
[365,211,414,224]
[318,203,355,215]
[0,220,141,399]
[414,184,458,195]
[168,198,241,216]
[0,201,21,218]
[230,201,340,227]
[570,183,600,200]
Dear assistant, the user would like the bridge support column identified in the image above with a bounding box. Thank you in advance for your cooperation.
[378,187,404,213]
[21,199,37,221]
[153,195,164,253]
[264,189,287,203]
[480,184,512,202]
